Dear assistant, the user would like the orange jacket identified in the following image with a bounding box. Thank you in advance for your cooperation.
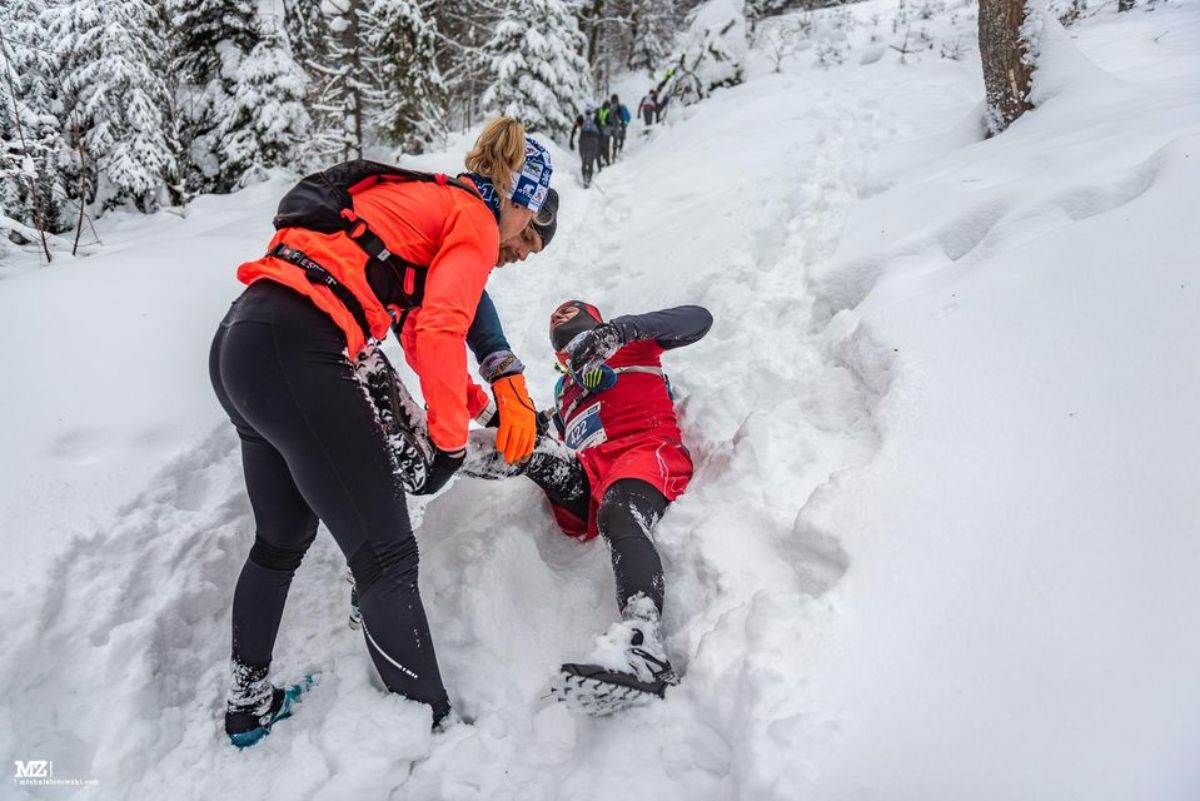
[237,177,499,452]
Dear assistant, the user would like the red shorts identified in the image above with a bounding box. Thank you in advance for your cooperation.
[550,434,694,540]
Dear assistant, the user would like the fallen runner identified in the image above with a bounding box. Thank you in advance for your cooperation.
[464,300,713,714]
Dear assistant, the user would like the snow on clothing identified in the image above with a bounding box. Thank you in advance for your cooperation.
[549,305,713,540]
[210,281,450,721]
[524,453,671,614]
[220,160,548,728]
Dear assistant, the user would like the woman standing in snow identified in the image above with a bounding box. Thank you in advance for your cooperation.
[463,300,712,713]
[209,117,556,746]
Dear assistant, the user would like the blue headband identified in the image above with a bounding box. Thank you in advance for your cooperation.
[510,138,553,213]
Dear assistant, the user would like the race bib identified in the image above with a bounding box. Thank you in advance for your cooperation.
[564,403,607,451]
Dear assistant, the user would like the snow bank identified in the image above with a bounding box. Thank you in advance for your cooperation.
[798,3,1200,798]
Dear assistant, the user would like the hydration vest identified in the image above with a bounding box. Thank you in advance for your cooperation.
[264,160,483,352]
[552,364,672,439]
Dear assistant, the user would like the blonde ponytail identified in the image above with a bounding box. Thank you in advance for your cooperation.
[465,117,526,196]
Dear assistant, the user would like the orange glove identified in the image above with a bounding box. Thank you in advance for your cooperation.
[492,374,538,464]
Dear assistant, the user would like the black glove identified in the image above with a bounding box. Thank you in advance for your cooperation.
[412,448,464,496]
[565,322,625,375]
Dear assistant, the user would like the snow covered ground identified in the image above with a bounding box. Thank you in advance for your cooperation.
[3,0,1200,798]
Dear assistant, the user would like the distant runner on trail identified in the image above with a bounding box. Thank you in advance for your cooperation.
[569,104,603,188]
[598,100,615,167]
[639,90,658,126]
[610,94,631,156]
[463,300,713,714]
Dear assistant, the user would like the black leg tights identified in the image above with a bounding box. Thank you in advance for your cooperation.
[596,479,669,615]
[525,453,670,615]
[210,282,449,721]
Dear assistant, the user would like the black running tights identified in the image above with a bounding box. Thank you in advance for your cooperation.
[209,281,449,721]
[527,453,670,615]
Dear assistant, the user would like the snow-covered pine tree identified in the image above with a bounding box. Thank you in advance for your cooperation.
[172,0,258,87]
[285,0,444,165]
[428,0,500,132]
[283,0,332,68]
[481,0,593,140]
[217,20,311,186]
[577,0,631,92]
[167,0,259,193]
[628,0,676,76]
[52,0,180,212]
[577,0,603,71]
[320,0,371,160]
[0,0,73,239]
[362,0,447,155]
[659,1,748,107]
[280,0,347,165]
[745,0,796,26]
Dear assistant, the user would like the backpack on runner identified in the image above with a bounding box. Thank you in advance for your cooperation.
[270,160,483,336]
[274,159,478,234]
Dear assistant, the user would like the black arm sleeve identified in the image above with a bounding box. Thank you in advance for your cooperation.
[466,290,511,364]
[610,305,713,350]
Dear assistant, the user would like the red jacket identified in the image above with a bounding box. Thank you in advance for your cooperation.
[553,340,694,539]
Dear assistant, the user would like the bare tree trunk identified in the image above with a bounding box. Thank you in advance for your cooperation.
[627,7,642,71]
[344,0,365,159]
[72,116,88,256]
[978,0,1033,135]
[580,0,604,69]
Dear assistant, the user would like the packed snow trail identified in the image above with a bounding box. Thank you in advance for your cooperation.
[398,79,902,798]
[0,35,914,801]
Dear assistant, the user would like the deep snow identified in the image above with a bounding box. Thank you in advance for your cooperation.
[2,0,1199,798]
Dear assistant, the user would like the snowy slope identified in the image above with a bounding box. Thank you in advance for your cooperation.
[3,0,1200,798]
